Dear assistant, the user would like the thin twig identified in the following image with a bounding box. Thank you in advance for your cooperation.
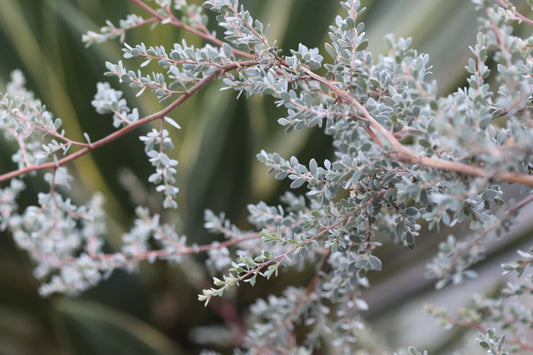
[495,0,533,25]
[128,0,254,59]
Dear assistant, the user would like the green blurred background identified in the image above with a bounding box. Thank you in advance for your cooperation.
[1,0,532,354]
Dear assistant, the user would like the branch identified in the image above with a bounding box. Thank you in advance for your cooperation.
[98,231,262,268]
[128,0,254,59]
[301,67,533,187]
[305,248,331,295]
[0,62,255,182]
[444,314,533,352]
[495,0,533,25]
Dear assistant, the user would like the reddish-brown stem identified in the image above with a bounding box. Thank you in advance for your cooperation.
[0,62,255,182]
[266,249,333,346]
[495,0,533,25]
[305,248,331,295]
[223,0,273,56]
[444,315,486,332]
[212,205,361,299]
[509,193,533,215]
[110,17,159,37]
[445,315,533,352]
[15,110,89,148]
[363,124,384,148]
[300,67,533,187]
[98,231,262,267]
[128,0,254,59]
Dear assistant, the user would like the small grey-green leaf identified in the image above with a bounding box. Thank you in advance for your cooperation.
[405,207,419,218]
[309,159,318,176]
[356,40,368,51]
[369,255,382,271]
[290,178,306,189]
[395,220,405,238]
[275,171,288,180]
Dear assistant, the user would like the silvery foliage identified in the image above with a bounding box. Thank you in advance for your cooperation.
[1,0,533,353]
[427,246,533,353]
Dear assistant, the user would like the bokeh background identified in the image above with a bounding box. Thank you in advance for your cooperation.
[1,0,532,354]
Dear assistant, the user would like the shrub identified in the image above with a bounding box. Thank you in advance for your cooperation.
[1,0,533,353]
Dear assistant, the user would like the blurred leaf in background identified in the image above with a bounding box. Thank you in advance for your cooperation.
[1,0,531,354]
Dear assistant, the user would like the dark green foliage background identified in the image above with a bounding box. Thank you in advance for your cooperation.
[0,0,531,354]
